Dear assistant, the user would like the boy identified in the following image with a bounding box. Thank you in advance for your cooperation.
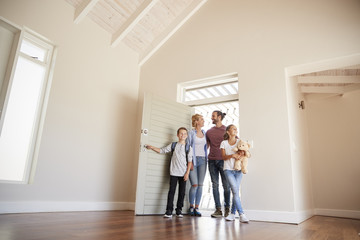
[146,127,192,218]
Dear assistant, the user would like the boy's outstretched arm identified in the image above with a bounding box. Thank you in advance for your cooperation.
[145,144,161,153]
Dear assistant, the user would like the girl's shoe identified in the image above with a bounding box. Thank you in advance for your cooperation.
[225,213,235,221]
[188,207,195,216]
[194,208,202,217]
[240,213,249,223]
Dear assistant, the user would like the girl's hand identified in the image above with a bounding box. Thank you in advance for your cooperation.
[232,153,241,160]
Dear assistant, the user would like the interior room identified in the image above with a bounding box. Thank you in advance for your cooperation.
[0,0,359,239]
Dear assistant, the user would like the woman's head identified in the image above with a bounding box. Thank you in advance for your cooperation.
[192,114,204,128]
[224,124,237,140]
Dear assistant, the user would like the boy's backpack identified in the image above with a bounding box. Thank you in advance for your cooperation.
[170,142,191,167]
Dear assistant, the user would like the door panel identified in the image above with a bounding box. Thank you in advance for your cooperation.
[135,93,194,215]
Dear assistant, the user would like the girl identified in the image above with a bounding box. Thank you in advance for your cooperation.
[187,114,208,216]
[220,124,249,223]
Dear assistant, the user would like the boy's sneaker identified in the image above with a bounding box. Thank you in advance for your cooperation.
[163,211,172,218]
[188,207,194,216]
[194,208,202,217]
[211,208,223,218]
[240,213,249,223]
[225,213,235,221]
[176,212,183,218]
[224,207,230,217]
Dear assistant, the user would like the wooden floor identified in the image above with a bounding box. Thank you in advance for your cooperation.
[0,211,359,240]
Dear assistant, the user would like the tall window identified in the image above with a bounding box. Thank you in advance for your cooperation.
[0,21,56,184]
[178,73,239,210]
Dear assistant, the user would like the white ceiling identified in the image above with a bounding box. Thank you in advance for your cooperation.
[65,0,207,65]
[297,65,360,95]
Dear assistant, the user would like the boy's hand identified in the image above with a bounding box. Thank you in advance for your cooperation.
[184,172,189,181]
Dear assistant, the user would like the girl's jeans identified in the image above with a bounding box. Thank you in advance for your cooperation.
[189,157,207,206]
[224,170,244,214]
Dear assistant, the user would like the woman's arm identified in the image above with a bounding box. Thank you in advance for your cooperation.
[145,144,161,153]
[221,149,241,161]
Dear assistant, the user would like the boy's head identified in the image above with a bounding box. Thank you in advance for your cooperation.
[177,127,188,141]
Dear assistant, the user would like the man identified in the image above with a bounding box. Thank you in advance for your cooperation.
[206,110,231,217]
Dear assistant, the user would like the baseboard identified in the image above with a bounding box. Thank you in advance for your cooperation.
[315,208,360,219]
[0,201,135,214]
[245,209,314,224]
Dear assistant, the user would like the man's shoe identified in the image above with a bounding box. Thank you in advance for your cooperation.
[224,207,230,217]
[225,213,235,221]
[211,208,223,218]
[240,213,249,223]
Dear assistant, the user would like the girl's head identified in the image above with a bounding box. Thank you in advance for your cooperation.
[224,124,237,140]
[177,127,188,141]
[212,110,226,124]
[192,114,204,128]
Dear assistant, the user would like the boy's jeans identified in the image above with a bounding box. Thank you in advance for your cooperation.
[166,175,186,214]
[224,170,244,214]
[208,160,230,208]
[189,157,207,206]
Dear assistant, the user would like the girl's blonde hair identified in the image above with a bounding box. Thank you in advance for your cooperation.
[224,124,235,140]
[191,114,203,127]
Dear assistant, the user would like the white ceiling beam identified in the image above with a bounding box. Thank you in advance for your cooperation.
[74,0,100,24]
[301,84,360,94]
[301,86,345,94]
[111,0,159,47]
[298,76,360,84]
[343,84,360,93]
[139,0,208,66]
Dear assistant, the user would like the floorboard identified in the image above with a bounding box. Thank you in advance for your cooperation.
[0,211,359,240]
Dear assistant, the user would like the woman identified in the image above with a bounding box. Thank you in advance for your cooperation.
[220,124,249,223]
[187,114,208,216]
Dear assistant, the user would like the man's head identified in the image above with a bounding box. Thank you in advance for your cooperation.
[211,110,226,124]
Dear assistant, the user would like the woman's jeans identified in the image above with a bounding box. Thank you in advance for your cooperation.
[189,157,207,206]
[208,160,230,208]
[224,170,244,214]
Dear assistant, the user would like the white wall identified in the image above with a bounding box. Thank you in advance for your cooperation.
[306,91,360,218]
[0,0,140,213]
[285,76,314,215]
[139,0,360,222]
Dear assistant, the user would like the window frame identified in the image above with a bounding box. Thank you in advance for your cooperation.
[0,21,57,184]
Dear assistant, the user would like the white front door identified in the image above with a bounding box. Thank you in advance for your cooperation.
[135,93,194,215]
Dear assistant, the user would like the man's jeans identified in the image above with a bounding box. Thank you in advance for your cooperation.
[208,160,230,208]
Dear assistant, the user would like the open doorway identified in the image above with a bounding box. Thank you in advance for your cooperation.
[285,54,360,219]
[178,73,239,211]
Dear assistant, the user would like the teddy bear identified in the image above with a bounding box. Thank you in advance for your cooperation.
[233,139,251,174]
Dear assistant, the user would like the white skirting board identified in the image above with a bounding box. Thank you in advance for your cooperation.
[314,208,360,220]
[0,201,135,214]
[1,202,359,223]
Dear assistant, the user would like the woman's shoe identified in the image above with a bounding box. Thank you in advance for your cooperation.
[194,208,202,217]
[188,207,195,216]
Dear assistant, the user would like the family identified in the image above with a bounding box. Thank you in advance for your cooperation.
[145,110,249,223]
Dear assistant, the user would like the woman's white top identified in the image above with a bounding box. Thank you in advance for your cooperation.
[220,138,240,170]
[194,135,206,157]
